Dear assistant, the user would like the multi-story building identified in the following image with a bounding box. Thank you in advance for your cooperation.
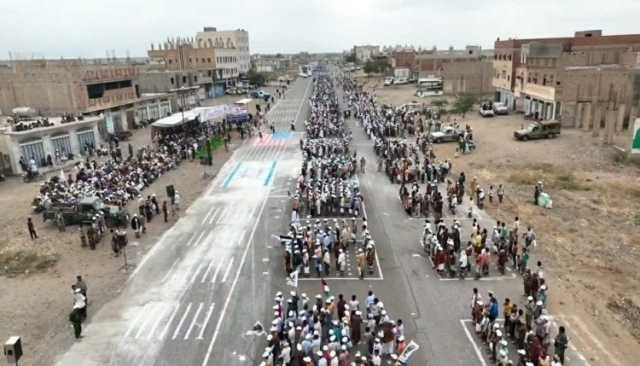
[0,59,173,133]
[195,27,250,75]
[353,45,380,63]
[415,46,494,95]
[493,30,640,144]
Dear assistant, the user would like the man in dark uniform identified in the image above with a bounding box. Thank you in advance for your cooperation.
[27,217,38,239]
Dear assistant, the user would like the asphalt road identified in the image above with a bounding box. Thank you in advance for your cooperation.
[54,74,591,366]
[54,77,313,366]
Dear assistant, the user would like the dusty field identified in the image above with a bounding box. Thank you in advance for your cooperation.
[0,126,238,366]
[364,84,640,365]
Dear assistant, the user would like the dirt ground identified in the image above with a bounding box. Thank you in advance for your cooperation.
[362,81,640,365]
[0,125,241,366]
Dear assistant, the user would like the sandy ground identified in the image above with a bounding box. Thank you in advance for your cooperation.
[362,82,640,365]
[0,125,242,366]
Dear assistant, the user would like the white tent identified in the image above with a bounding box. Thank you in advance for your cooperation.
[151,110,199,129]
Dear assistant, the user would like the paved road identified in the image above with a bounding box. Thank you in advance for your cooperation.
[54,77,312,366]
[55,74,594,366]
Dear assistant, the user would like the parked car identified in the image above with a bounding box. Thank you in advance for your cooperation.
[429,126,461,143]
[479,102,494,117]
[492,102,508,115]
[514,121,561,141]
[394,77,408,85]
[250,90,271,100]
[384,77,394,86]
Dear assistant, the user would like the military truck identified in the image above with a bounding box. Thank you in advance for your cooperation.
[42,197,129,228]
[514,121,561,141]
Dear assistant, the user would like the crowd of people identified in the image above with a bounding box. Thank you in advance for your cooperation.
[291,75,364,220]
[32,123,212,216]
[279,217,377,279]
[260,287,415,366]
[470,286,566,366]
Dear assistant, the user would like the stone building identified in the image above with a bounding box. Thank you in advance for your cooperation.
[414,46,494,95]
[353,45,380,63]
[493,30,640,145]
[195,27,250,75]
[0,59,172,134]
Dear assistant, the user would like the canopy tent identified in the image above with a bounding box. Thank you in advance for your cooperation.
[151,110,199,129]
[193,106,227,124]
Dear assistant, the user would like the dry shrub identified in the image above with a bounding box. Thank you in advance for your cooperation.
[0,250,59,276]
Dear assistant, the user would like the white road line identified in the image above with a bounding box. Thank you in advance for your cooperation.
[190,263,204,284]
[459,319,487,366]
[161,258,179,282]
[201,207,216,225]
[216,207,230,224]
[185,232,199,247]
[190,231,206,247]
[221,257,235,283]
[200,260,216,283]
[208,208,222,225]
[147,305,170,340]
[123,306,147,338]
[184,303,204,340]
[159,304,181,340]
[197,304,216,340]
[439,273,517,281]
[194,231,213,249]
[210,261,222,283]
[135,304,158,339]
[202,187,272,366]
[172,302,193,340]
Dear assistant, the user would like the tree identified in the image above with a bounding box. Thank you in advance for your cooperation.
[453,94,476,115]
[247,68,266,87]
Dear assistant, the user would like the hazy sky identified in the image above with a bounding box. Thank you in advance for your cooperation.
[1,0,638,59]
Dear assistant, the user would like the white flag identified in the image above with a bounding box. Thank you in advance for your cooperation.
[287,270,299,288]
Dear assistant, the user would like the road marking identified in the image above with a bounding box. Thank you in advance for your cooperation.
[216,207,231,224]
[147,305,170,340]
[185,232,200,247]
[172,302,193,340]
[264,161,277,186]
[190,231,206,247]
[201,207,216,225]
[201,260,216,283]
[190,264,204,284]
[197,304,216,340]
[459,319,487,366]
[184,303,204,340]
[123,306,147,338]
[202,81,302,366]
[161,259,179,282]
[221,257,235,283]
[135,304,159,339]
[159,304,181,340]
[223,162,242,189]
[439,273,517,281]
[210,261,222,283]
[194,231,213,249]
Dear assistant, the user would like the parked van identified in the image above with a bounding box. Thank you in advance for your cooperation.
[514,121,561,140]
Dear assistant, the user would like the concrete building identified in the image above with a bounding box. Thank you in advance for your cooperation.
[493,30,640,145]
[415,46,494,95]
[0,115,104,175]
[0,59,171,134]
[195,27,250,75]
[353,45,380,63]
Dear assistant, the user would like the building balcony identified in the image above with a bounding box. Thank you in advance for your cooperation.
[492,78,512,91]
[86,87,138,111]
[521,83,556,101]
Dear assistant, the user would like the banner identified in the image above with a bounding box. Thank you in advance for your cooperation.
[632,118,640,155]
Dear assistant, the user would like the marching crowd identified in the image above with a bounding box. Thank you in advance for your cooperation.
[292,75,364,220]
[260,287,413,366]
[280,217,377,279]
[469,286,566,366]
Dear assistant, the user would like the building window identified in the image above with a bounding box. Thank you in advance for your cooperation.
[168,59,173,64]
[508,55,512,61]
[194,76,198,82]
[207,57,212,63]
[189,58,192,63]
[170,77,174,85]
[183,76,187,83]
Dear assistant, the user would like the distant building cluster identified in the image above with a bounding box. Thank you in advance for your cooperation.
[492,29,640,144]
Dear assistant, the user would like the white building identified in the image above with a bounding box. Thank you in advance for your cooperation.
[196,27,250,75]
[353,45,380,63]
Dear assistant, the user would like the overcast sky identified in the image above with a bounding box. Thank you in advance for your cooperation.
[1,0,638,59]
